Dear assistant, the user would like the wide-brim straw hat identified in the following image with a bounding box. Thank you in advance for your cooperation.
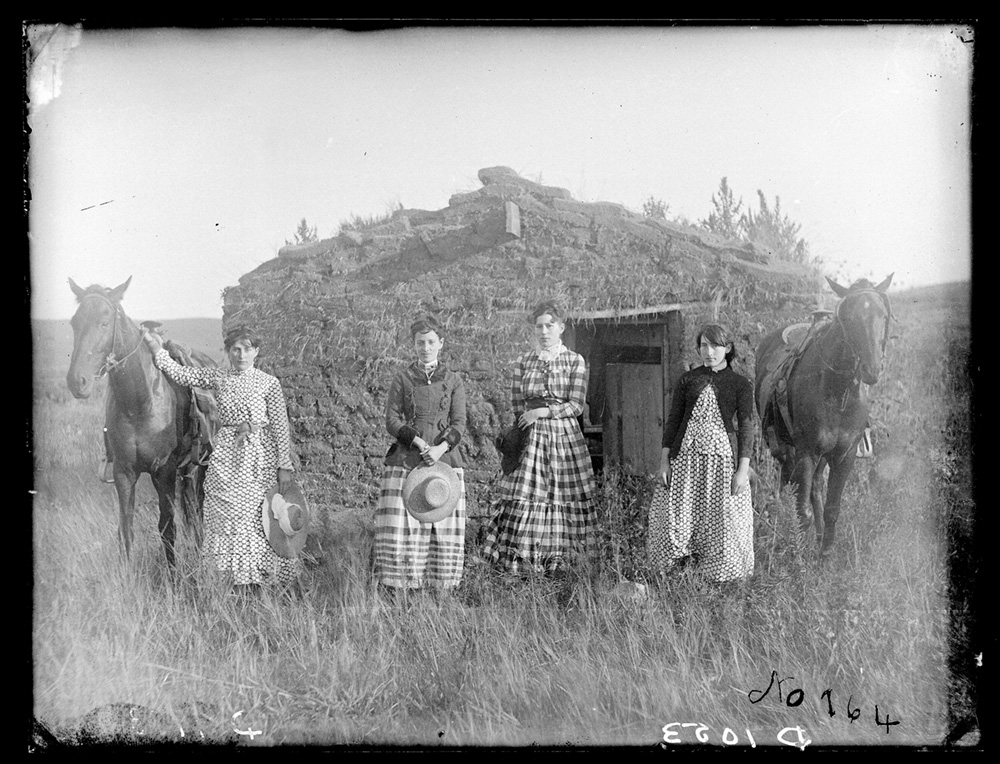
[402,462,461,524]
[262,480,310,558]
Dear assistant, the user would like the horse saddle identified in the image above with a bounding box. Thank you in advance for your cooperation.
[759,315,832,449]
[163,339,220,468]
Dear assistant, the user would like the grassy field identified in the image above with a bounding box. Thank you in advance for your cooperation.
[30,282,976,749]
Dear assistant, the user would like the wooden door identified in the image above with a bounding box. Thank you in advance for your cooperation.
[604,363,664,476]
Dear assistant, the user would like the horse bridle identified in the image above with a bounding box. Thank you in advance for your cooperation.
[822,288,893,381]
[84,292,146,377]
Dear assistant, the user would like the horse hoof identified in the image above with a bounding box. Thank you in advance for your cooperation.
[99,459,115,483]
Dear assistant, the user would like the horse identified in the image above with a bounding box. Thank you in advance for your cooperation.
[755,274,893,553]
[66,276,217,566]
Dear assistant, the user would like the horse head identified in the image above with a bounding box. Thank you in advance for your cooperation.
[826,273,893,385]
[66,276,133,399]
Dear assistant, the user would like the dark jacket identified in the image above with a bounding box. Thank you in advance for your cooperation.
[384,362,466,469]
[662,364,754,463]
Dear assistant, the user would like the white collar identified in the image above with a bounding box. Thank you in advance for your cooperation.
[537,342,566,362]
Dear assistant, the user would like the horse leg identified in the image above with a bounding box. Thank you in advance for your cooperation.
[822,454,856,554]
[790,457,817,543]
[151,465,178,567]
[811,458,828,551]
[113,472,137,560]
[779,448,795,487]
[178,462,204,549]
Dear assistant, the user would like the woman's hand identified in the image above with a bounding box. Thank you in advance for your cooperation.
[411,436,435,465]
[142,331,163,353]
[518,407,550,429]
[421,443,449,466]
[731,460,751,496]
[657,461,672,487]
[656,448,672,487]
[277,468,293,494]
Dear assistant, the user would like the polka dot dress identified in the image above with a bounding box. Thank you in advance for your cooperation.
[154,350,301,586]
[647,384,754,582]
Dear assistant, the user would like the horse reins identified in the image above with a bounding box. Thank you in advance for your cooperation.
[86,292,146,377]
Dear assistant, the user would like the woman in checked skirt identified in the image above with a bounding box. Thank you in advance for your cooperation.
[374,316,468,592]
[481,301,597,575]
[647,323,755,583]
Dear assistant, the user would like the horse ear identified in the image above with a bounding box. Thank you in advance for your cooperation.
[826,277,850,299]
[68,277,86,301]
[874,273,894,293]
[109,276,133,302]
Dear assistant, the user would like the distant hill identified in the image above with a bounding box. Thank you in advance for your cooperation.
[33,317,224,373]
[891,280,970,310]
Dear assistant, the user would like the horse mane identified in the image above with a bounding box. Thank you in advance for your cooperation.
[847,278,877,291]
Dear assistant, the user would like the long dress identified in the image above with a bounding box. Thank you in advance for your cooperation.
[374,361,467,590]
[481,346,596,574]
[646,384,754,582]
[153,349,301,585]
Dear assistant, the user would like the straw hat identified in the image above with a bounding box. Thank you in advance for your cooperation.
[262,480,310,558]
[402,462,461,523]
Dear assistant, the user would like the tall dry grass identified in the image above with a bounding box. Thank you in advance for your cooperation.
[32,284,970,749]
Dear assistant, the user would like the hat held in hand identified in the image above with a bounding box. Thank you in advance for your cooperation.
[402,462,461,523]
[262,480,310,558]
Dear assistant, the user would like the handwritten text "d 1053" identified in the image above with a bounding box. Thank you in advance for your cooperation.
[661,723,811,750]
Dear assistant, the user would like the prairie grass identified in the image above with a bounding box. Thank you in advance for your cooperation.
[31,284,971,749]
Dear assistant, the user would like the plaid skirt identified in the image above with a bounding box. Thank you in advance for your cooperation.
[481,417,596,573]
[374,465,466,589]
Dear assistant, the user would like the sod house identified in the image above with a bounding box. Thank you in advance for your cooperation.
[222,166,820,519]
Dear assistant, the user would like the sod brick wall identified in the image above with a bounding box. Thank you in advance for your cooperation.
[222,167,822,517]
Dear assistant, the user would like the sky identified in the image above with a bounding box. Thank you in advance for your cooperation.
[26,23,974,322]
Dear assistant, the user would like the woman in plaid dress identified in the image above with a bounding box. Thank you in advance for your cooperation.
[481,301,597,574]
[143,326,301,588]
[374,316,468,591]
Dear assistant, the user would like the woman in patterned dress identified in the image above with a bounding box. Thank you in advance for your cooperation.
[481,301,597,575]
[143,326,300,588]
[647,323,755,583]
[374,316,467,592]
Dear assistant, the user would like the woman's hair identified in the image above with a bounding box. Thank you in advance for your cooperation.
[696,323,738,364]
[529,300,566,324]
[410,315,443,340]
[224,325,262,351]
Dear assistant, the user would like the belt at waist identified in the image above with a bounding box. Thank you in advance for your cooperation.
[524,397,556,410]
[223,421,266,448]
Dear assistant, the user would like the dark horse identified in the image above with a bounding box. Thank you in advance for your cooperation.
[755,274,893,553]
[67,277,216,565]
